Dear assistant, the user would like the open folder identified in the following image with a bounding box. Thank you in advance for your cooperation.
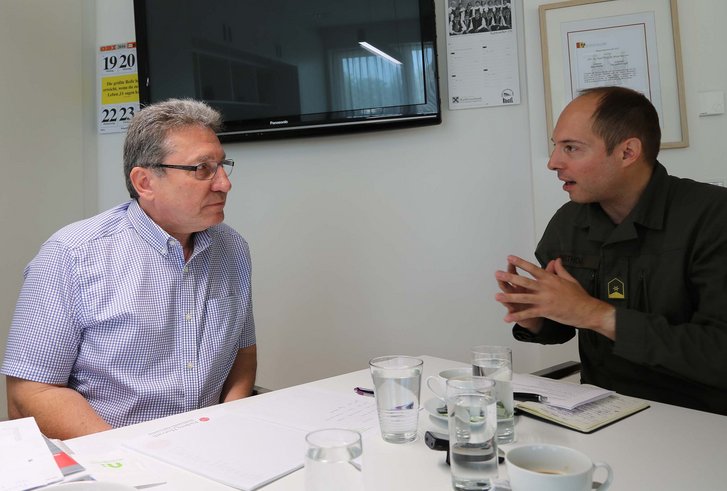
[510,375,650,433]
[515,393,650,433]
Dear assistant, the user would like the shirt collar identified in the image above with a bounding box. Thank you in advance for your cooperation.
[126,199,212,257]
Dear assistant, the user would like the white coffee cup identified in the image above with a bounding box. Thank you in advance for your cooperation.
[426,367,472,402]
[506,444,613,491]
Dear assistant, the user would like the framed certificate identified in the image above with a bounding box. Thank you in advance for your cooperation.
[539,0,688,148]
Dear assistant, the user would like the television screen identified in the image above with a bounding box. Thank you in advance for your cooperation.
[134,0,441,142]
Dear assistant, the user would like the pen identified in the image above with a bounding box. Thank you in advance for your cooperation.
[514,392,548,403]
[354,386,375,397]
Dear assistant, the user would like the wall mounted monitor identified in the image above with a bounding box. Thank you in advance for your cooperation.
[134,0,442,142]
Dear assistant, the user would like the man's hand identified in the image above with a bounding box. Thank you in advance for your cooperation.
[495,255,616,339]
[495,257,544,333]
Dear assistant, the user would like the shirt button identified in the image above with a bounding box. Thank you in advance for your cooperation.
[183,266,189,273]
[185,313,192,321]
[186,362,195,369]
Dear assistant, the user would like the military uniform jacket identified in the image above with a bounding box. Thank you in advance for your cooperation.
[514,162,727,415]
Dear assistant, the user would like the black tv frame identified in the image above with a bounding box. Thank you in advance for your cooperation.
[133,0,442,143]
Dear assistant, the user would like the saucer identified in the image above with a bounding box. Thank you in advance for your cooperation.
[423,397,448,421]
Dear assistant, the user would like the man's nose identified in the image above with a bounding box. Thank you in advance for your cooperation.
[547,148,561,171]
[212,167,232,192]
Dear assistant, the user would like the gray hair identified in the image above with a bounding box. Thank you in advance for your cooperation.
[123,99,223,199]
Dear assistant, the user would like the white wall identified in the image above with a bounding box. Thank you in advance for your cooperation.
[94,0,577,391]
[0,0,96,420]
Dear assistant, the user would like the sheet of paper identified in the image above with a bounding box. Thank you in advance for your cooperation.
[0,417,64,491]
[513,373,613,410]
[73,449,166,488]
[232,386,379,434]
[124,410,308,491]
[123,387,377,490]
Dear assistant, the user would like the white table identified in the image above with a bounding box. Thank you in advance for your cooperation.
[65,355,727,490]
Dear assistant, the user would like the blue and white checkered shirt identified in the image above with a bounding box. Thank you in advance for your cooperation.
[2,200,255,427]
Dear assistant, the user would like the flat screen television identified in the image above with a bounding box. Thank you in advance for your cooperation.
[133,0,441,142]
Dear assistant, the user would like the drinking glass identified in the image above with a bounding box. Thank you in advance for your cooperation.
[369,355,423,443]
[304,428,364,491]
[446,376,499,490]
[471,345,514,444]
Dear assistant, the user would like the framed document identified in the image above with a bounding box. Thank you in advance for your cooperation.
[539,0,688,148]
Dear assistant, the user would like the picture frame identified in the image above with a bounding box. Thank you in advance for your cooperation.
[539,0,688,148]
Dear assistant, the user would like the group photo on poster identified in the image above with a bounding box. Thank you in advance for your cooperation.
[447,0,512,35]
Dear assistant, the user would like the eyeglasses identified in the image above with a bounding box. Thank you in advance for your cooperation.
[153,159,234,180]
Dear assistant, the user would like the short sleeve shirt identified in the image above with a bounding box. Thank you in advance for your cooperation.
[2,200,255,427]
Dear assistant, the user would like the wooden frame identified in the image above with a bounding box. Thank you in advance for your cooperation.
[539,0,688,148]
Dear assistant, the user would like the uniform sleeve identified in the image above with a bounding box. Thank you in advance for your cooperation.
[1,241,82,384]
[513,321,576,345]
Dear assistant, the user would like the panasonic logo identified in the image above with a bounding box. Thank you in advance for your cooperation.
[269,120,289,126]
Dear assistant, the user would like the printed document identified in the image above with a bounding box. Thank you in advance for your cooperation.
[0,417,63,491]
[125,387,377,490]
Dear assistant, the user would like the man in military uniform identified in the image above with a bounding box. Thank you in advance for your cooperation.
[495,86,727,415]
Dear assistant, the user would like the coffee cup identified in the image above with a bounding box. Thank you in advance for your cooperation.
[506,444,613,491]
[425,367,472,402]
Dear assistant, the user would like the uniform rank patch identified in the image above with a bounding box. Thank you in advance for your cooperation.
[607,277,625,299]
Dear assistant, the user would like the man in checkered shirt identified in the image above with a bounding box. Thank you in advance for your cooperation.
[2,99,257,438]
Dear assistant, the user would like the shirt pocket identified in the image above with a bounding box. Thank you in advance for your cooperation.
[202,295,245,352]
[558,253,600,296]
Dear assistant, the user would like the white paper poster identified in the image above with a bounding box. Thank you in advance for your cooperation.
[97,41,139,134]
[445,0,520,109]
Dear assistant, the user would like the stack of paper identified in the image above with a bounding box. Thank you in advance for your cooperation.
[515,393,650,433]
[0,417,63,491]
[512,373,650,433]
[512,373,613,410]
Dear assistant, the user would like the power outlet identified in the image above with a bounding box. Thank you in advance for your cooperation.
[698,91,725,116]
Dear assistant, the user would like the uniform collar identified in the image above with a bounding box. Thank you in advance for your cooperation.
[626,161,670,230]
[573,161,670,244]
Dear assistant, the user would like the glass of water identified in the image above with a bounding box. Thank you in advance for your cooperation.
[304,428,364,491]
[471,345,514,444]
[446,376,499,491]
[369,355,423,443]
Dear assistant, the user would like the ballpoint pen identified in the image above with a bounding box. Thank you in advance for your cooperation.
[354,386,375,397]
[514,392,548,403]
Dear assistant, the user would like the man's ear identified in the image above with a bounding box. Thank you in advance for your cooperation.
[618,137,643,168]
[129,166,155,200]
